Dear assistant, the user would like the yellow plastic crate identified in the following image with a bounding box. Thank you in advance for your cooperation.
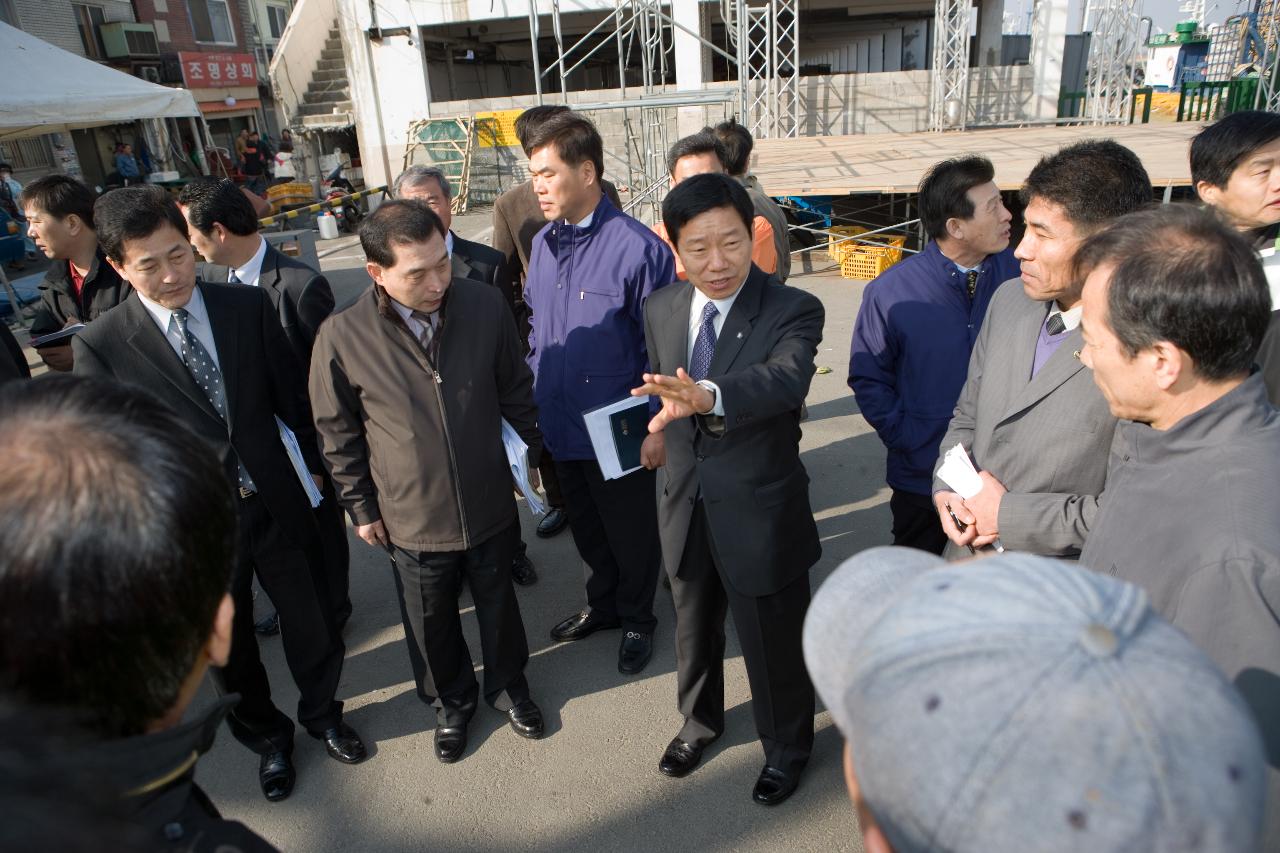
[861,235,906,264]
[827,226,866,261]
[841,251,897,281]
[265,182,315,215]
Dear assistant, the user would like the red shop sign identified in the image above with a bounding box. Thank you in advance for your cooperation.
[178,51,258,89]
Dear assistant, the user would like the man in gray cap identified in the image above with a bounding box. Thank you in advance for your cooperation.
[803,546,1268,853]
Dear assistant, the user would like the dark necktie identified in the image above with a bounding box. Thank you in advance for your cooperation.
[690,302,719,381]
[171,308,255,491]
[1045,312,1067,336]
[965,269,979,300]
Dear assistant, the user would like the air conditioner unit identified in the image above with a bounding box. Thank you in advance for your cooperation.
[99,22,159,58]
[139,65,161,83]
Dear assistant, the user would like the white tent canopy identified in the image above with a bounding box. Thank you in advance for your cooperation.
[0,21,200,143]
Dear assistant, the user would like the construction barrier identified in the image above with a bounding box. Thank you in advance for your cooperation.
[257,185,390,229]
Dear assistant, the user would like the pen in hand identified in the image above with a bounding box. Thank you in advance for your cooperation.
[945,502,978,555]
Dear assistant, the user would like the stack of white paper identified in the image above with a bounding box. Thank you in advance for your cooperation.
[276,416,323,508]
[501,419,545,516]
[937,443,1004,552]
[937,443,983,499]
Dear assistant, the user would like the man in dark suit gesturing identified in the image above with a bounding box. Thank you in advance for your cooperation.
[72,186,365,802]
[392,165,538,587]
[177,177,351,632]
[632,174,824,806]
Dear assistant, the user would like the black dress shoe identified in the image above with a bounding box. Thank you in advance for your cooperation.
[618,630,653,674]
[434,724,467,763]
[258,750,295,801]
[658,737,705,778]
[506,699,545,739]
[254,611,280,636]
[312,722,367,764]
[511,551,538,586]
[752,765,800,806]
[536,507,569,538]
[550,610,621,642]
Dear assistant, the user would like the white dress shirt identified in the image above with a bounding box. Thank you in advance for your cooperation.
[136,286,221,370]
[231,236,270,288]
[686,284,744,417]
[1047,303,1083,332]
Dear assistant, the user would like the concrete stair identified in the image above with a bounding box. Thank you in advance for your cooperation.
[291,21,354,127]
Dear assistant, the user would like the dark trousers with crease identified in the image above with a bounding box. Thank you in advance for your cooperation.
[889,489,948,555]
[538,447,565,509]
[314,475,353,623]
[672,503,814,778]
[390,520,530,727]
[556,459,660,633]
[214,494,345,755]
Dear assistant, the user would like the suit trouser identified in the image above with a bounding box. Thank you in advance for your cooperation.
[314,476,353,623]
[555,459,660,633]
[390,520,531,727]
[889,489,948,556]
[673,503,814,778]
[537,447,565,509]
[215,494,345,755]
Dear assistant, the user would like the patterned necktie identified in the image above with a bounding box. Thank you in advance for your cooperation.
[171,308,255,491]
[690,302,719,381]
[1045,312,1067,336]
[411,310,436,351]
[965,269,979,300]
[228,270,242,285]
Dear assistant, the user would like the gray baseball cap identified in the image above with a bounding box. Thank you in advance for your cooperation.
[803,547,1267,853]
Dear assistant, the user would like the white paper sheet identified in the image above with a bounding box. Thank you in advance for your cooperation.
[276,416,323,508]
[501,418,545,516]
[937,443,983,499]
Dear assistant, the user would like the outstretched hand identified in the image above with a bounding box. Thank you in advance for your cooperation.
[631,368,715,432]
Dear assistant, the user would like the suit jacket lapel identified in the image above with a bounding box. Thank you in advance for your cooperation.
[260,245,285,298]
[202,262,231,284]
[201,284,241,426]
[122,296,224,425]
[1001,325,1086,421]
[708,267,765,376]
[451,250,475,282]
[664,281,695,375]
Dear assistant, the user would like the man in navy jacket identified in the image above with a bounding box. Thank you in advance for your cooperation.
[848,156,1018,553]
[524,112,675,675]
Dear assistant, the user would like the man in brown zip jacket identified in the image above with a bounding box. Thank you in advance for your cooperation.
[309,199,546,764]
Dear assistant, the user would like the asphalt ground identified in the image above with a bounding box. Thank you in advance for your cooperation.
[152,215,889,852]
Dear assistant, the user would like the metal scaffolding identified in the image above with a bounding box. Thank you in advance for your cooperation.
[929,0,972,131]
[1254,0,1280,111]
[1083,0,1142,124]
[524,1,799,220]
[726,0,800,138]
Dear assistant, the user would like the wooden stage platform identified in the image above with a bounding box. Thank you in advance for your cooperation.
[751,122,1203,197]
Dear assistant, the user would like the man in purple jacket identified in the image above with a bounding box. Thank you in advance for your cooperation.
[524,112,676,675]
[848,156,1018,553]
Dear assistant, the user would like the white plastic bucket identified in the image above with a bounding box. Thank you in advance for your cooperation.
[317,211,339,240]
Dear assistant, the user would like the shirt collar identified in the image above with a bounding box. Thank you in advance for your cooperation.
[570,210,594,229]
[689,279,745,320]
[233,236,269,287]
[136,284,209,332]
[1047,303,1083,332]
